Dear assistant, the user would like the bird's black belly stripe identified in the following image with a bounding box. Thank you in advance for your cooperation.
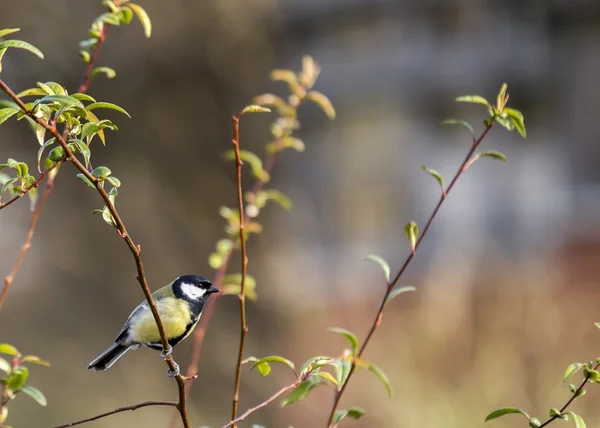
[146,317,198,350]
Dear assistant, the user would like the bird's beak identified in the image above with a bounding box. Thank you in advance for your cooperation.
[209,285,221,294]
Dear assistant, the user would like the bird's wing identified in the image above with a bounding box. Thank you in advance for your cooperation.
[115,300,148,343]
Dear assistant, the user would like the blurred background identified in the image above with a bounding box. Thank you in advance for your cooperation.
[2,0,600,427]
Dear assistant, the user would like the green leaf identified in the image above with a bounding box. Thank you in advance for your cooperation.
[421,165,445,193]
[35,95,86,117]
[69,139,91,168]
[0,40,44,59]
[333,408,366,424]
[384,286,416,306]
[119,7,134,24]
[36,82,54,95]
[250,356,295,375]
[306,90,336,119]
[254,361,271,376]
[20,355,50,367]
[14,161,28,178]
[0,357,11,374]
[469,150,507,165]
[266,136,306,154]
[504,107,526,138]
[91,166,111,179]
[360,360,393,397]
[71,93,96,103]
[0,100,20,109]
[281,376,322,407]
[90,67,116,79]
[0,28,21,38]
[46,146,65,163]
[37,138,55,172]
[107,176,121,188]
[328,328,359,357]
[566,411,586,428]
[224,149,270,182]
[79,50,90,63]
[128,3,152,37]
[103,12,123,25]
[0,344,20,356]
[300,356,334,375]
[20,385,47,406]
[77,173,95,188]
[485,407,530,422]
[85,102,131,118]
[440,119,474,135]
[312,371,338,386]
[455,95,491,108]
[43,82,66,96]
[222,274,258,300]
[564,363,584,382]
[16,87,46,98]
[7,366,28,390]
[529,417,541,428]
[0,107,18,125]
[364,254,390,284]
[404,221,419,254]
[332,359,351,387]
[240,105,271,115]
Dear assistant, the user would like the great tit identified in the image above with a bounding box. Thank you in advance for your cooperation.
[88,274,219,375]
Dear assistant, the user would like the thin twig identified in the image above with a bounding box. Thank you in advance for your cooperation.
[222,381,299,428]
[0,159,62,211]
[52,401,176,428]
[230,115,249,426]
[0,170,58,309]
[538,363,600,427]
[0,79,192,428]
[77,25,108,94]
[325,123,495,426]
[173,141,281,414]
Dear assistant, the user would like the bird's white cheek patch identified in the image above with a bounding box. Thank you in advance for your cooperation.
[180,282,205,300]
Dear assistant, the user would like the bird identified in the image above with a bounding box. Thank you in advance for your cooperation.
[87,274,220,376]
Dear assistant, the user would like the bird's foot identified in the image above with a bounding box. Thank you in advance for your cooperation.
[166,362,180,378]
[160,345,173,359]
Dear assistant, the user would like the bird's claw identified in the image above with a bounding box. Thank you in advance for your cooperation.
[166,362,180,378]
[160,346,173,359]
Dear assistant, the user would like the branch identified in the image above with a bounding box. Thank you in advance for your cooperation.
[222,381,299,428]
[325,123,495,426]
[0,21,110,310]
[53,401,176,428]
[230,114,249,426]
[0,79,192,428]
[538,363,600,427]
[0,159,62,211]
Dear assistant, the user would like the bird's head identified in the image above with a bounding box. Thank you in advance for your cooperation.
[174,274,220,301]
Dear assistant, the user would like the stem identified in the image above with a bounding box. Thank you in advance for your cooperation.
[325,123,495,426]
[230,115,249,426]
[538,363,600,427]
[0,170,58,310]
[222,381,299,428]
[53,401,176,428]
[0,79,192,428]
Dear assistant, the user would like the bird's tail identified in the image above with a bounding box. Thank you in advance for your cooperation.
[87,343,131,371]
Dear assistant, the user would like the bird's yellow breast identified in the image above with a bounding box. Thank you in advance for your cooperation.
[129,297,194,344]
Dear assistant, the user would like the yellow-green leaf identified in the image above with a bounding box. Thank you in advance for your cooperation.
[328,328,359,357]
[485,407,530,422]
[240,105,271,115]
[384,286,416,306]
[127,3,152,37]
[306,90,336,119]
[0,40,44,59]
[364,254,390,284]
[0,343,19,356]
